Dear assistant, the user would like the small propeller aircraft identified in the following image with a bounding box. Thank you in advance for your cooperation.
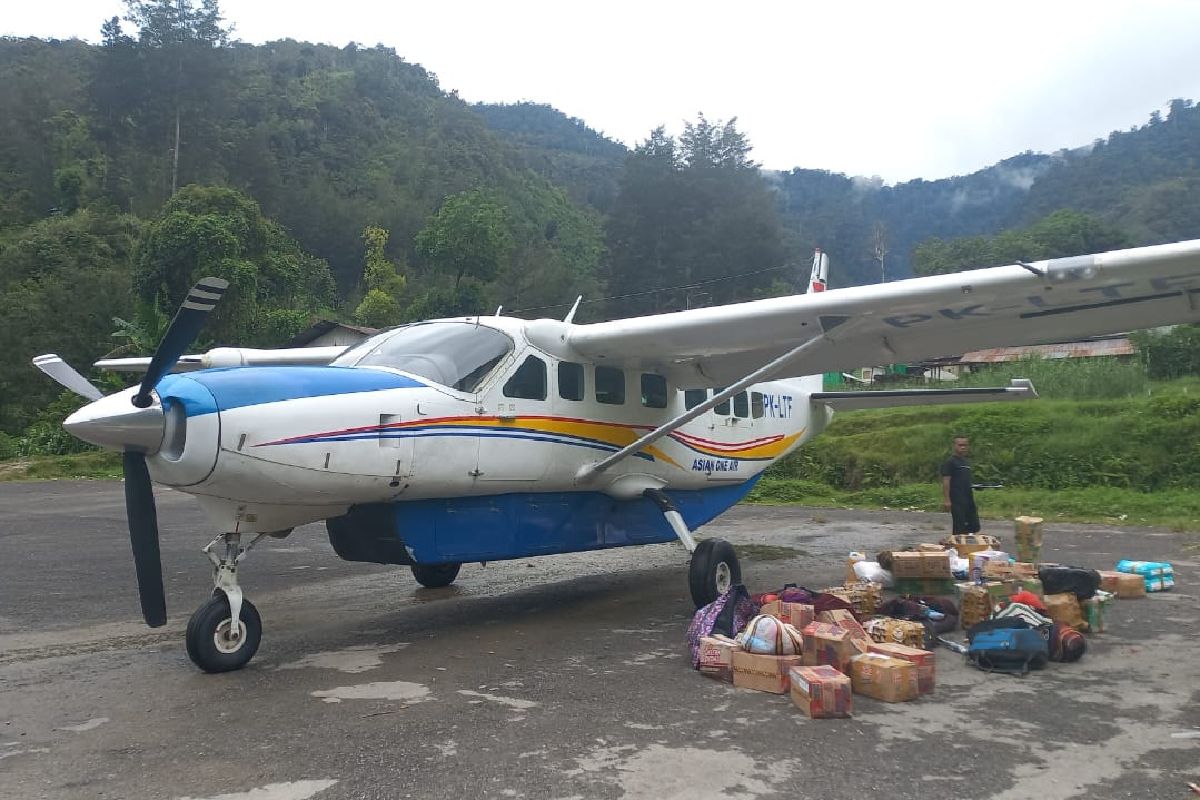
[33,239,1200,672]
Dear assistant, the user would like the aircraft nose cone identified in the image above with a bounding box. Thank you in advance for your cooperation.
[64,390,166,453]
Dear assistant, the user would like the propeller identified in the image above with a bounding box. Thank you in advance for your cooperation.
[31,354,104,401]
[34,276,229,627]
[122,276,228,626]
[134,277,230,408]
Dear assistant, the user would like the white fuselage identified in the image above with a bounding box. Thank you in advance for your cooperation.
[141,316,826,533]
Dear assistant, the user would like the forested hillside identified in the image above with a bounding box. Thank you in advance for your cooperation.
[3,0,1200,445]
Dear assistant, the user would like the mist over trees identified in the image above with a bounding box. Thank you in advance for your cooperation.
[3,0,1200,439]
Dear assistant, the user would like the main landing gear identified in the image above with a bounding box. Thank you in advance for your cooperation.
[642,487,742,608]
[186,532,266,673]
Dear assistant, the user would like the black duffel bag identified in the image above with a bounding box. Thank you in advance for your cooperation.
[1038,566,1101,600]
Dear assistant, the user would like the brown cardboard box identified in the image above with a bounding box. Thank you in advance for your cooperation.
[890,551,924,579]
[790,665,852,718]
[941,533,1001,558]
[916,543,946,552]
[817,609,869,641]
[868,642,935,694]
[1099,570,1146,598]
[696,635,739,682]
[801,622,864,673]
[761,601,816,629]
[982,560,1039,580]
[864,617,927,650]
[824,582,882,616]
[849,654,920,702]
[1043,592,1086,630]
[920,551,953,578]
[731,650,803,694]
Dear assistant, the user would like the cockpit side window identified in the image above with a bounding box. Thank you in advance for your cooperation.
[332,322,513,393]
[503,355,547,400]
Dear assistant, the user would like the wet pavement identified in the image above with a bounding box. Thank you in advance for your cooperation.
[0,481,1197,799]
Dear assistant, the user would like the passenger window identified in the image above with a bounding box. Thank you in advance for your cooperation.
[751,392,765,419]
[503,355,547,400]
[733,391,749,418]
[558,361,584,401]
[714,388,730,416]
[641,374,668,409]
[595,366,625,405]
[684,389,707,410]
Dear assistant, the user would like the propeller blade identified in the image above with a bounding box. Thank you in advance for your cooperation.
[123,451,167,627]
[31,354,104,401]
[133,276,229,408]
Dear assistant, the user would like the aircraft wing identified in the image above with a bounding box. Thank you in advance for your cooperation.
[96,345,348,373]
[567,240,1200,386]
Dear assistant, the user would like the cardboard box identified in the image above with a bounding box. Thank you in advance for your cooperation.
[789,665,852,718]
[916,543,946,552]
[890,551,925,579]
[941,533,1001,558]
[864,617,927,650]
[1013,516,1043,562]
[801,622,866,673]
[760,601,815,629]
[869,642,935,694]
[849,653,920,703]
[1044,592,1086,630]
[731,650,803,694]
[920,551,953,578]
[696,635,739,682]
[982,560,1038,580]
[1099,569,1147,598]
[823,582,882,615]
[817,609,869,641]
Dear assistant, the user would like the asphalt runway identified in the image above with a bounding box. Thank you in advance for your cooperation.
[0,481,1196,800]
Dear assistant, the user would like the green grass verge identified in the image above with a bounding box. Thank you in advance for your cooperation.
[746,477,1200,532]
[0,451,123,482]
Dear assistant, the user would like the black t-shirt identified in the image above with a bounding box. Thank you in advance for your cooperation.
[940,454,974,502]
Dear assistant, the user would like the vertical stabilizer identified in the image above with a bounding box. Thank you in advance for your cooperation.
[809,249,829,293]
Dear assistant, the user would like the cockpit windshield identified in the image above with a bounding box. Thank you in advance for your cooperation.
[332,322,513,392]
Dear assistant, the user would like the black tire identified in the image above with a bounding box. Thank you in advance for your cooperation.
[185,594,262,673]
[411,562,461,588]
[689,538,741,608]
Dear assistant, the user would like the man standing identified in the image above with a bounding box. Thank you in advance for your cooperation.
[941,435,980,534]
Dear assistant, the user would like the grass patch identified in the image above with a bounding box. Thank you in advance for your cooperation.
[0,451,123,481]
[746,477,1200,531]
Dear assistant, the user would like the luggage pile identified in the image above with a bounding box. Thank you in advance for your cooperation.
[688,515,1174,719]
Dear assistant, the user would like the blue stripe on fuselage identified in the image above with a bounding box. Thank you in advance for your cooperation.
[157,366,424,417]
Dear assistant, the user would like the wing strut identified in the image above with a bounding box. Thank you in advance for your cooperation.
[576,334,830,482]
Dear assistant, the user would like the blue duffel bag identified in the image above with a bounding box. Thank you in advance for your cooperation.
[966,621,1049,676]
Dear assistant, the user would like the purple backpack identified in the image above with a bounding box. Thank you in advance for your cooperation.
[688,584,757,667]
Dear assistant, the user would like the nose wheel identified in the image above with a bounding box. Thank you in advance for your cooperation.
[186,594,262,673]
[186,531,266,673]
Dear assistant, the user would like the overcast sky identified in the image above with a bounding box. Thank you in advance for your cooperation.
[7,1,1200,183]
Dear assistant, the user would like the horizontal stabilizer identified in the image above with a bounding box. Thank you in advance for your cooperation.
[811,378,1036,411]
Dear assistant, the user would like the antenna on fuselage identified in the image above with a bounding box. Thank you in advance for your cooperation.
[563,295,583,324]
[494,305,504,316]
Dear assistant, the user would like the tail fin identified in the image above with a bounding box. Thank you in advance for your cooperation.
[808,249,828,293]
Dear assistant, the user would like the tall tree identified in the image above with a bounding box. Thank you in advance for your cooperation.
[604,116,785,316]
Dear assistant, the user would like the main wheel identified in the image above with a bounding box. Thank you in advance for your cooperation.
[185,594,262,673]
[411,562,461,588]
[688,538,741,608]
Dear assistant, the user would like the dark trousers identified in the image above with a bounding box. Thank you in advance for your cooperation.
[951,500,980,534]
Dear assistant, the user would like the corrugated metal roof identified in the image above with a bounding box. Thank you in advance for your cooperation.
[959,337,1135,364]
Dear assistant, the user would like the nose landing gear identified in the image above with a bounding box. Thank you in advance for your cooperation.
[186,532,265,673]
